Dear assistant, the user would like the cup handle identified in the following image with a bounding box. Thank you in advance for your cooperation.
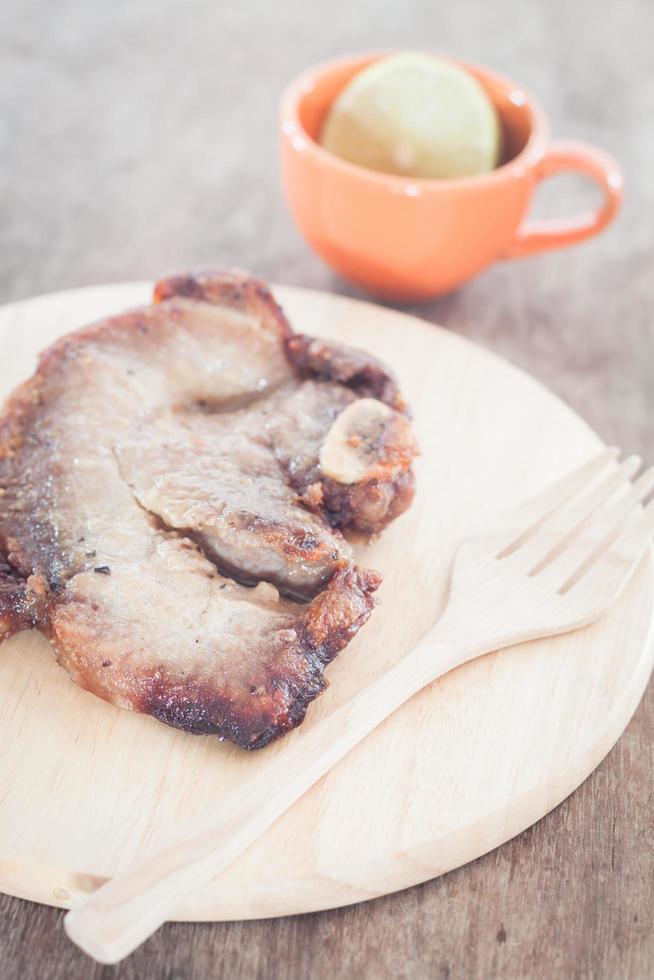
[504,139,623,259]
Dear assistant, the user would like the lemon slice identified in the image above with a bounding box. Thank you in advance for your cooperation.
[320,53,501,180]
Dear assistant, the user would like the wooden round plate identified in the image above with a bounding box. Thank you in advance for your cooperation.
[0,283,652,921]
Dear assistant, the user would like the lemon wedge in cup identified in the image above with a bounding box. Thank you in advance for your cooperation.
[320,53,501,180]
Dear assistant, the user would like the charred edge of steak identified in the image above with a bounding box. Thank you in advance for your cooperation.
[0,548,34,638]
[246,565,381,749]
[141,565,381,750]
[320,469,417,536]
[285,335,406,412]
[141,656,328,752]
[296,410,419,535]
[153,270,293,340]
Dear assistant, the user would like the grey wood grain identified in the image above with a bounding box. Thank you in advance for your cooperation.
[1,0,652,977]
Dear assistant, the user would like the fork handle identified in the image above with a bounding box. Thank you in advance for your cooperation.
[65,629,468,964]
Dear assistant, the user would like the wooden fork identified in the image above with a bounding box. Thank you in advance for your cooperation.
[65,448,654,963]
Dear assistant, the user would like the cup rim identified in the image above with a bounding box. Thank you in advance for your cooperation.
[279,50,551,190]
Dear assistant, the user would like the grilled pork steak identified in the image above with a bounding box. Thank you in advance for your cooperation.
[0,272,417,748]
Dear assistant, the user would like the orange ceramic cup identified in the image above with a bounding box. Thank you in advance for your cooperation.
[279,53,623,300]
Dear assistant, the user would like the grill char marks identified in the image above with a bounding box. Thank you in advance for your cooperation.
[0,270,416,749]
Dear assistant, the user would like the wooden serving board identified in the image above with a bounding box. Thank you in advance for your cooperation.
[0,283,652,922]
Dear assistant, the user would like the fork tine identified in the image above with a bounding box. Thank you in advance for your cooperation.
[496,447,618,559]
[527,455,642,575]
[559,475,654,595]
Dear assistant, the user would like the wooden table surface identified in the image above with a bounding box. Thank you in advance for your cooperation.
[1,0,652,977]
